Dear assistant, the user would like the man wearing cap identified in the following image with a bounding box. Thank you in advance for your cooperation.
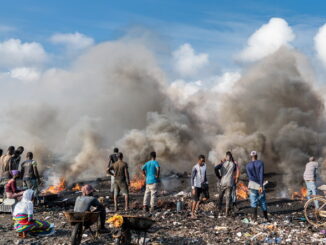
[74,184,108,233]
[246,151,268,222]
[303,156,319,208]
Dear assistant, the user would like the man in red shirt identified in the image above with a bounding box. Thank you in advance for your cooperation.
[5,170,24,199]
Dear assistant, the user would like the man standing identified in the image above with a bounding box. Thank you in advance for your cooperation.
[110,152,130,212]
[191,155,209,218]
[74,184,108,233]
[20,152,41,194]
[10,150,21,171]
[0,146,15,181]
[13,146,24,170]
[232,161,240,209]
[246,151,268,222]
[142,151,160,213]
[107,148,119,193]
[215,151,236,216]
[303,156,319,207]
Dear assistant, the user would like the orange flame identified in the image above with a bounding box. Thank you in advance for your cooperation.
[72,183,82,191]
[42,177,66,194]
[236,181,249,200]
[130,174,145,192]
[291,187,308,200]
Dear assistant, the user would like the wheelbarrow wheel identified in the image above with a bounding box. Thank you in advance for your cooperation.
[71,223,83,245]
[304,197,326,227]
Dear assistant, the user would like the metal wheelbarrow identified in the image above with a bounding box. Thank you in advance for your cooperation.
[108,215,155,245]
[64,211,99,245]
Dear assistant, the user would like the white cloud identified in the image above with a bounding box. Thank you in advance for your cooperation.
[50,32,94,50]
[10,67,40,82]
[173,43,209,77]
[238,18,295,62]
[167,79,203,108]
[314,23,326,68]
[0,39,47,67]
[212,72,241,93]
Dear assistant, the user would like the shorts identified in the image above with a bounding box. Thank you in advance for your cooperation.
[193,187,209,201]
[114,180,129,197]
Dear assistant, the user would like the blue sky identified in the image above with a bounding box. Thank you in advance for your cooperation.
[0,0,324,47]
[0,0,326,83]
[1,0,326,168]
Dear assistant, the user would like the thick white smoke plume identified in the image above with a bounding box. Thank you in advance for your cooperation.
[0,40,166,183]
[0,36,325,188]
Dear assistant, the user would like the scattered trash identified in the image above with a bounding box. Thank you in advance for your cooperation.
[174,191,188,197]
[138,237,150,244]
[264,223,277,231]
[214,226,228,231]
[292,217,307,222]
[264,237,282,244]
[0,178,320,244]
[242,218,250,224]
[251,232,263,240]
[173,222,181,226]
[176,200,184,212]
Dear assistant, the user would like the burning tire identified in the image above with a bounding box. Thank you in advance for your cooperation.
[71,223,83,245]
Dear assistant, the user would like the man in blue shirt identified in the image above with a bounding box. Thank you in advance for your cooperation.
[246,151,268,222]
[142,151,160,212]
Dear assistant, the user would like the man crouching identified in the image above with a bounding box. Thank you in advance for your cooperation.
[74,184,108,233]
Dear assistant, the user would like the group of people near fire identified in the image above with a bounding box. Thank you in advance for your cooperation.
[106,148,319,221]
[105,149,268,220]
[189,151,268,220]
[0,144,320,238]
[0,146,53,237]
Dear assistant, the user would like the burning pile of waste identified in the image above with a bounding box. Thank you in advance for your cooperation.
[41,177,82,195]
[236,182,249,200]
[291,187,308,200]
[42,177,66,195]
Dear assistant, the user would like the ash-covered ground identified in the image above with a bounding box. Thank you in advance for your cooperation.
[0,174,325,245]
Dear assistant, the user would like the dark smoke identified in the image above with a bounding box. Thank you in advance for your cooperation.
[209,47,326,187]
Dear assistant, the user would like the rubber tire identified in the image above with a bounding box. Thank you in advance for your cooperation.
[71,223,83,245]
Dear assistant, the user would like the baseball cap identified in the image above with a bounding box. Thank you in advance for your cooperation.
[250,151,257,156]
